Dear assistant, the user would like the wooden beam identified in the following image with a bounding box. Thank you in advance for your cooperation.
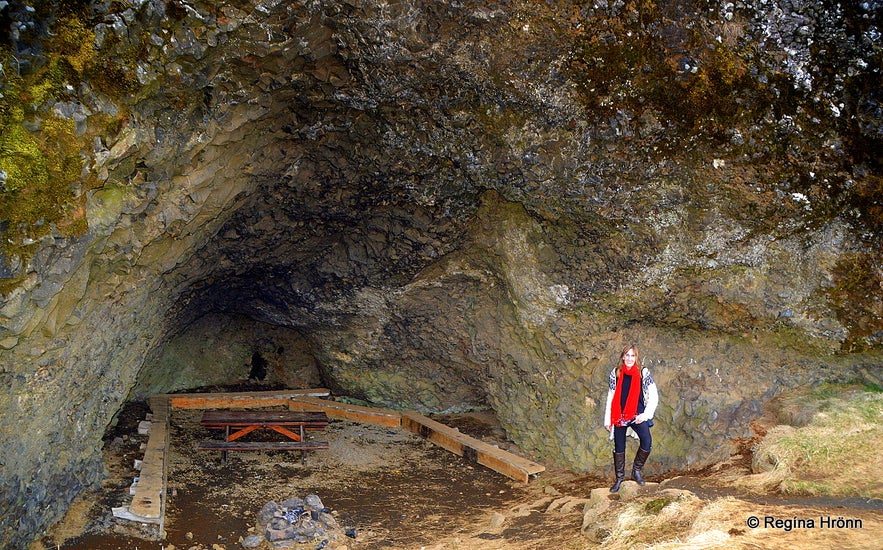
[121,387,540,537]
[400,411,545,483]
[289,396,402,428]
[125,395,170,527]
[161,388,331,409]
[197,441,329,451]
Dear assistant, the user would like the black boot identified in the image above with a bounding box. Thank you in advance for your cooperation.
[631,447,651,486]
[610,452,626,492]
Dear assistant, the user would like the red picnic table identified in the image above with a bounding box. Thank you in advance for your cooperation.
[197,409,329,463]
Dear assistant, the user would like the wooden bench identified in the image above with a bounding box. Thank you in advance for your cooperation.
[199,410,329,463]
[198,440,329,463]
[197,441,330,452]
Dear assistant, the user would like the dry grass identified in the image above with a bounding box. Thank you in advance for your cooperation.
[641,497,883,550]
[746,385,883,497]
[590,490,707,548]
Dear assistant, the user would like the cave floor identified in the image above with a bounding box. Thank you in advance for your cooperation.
[34,397,883,550]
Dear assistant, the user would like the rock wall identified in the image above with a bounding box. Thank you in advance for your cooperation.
[300,190,881,471]
[0,0,881,547]
[130,312,322,398]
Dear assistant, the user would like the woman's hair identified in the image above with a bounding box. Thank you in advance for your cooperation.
[616,344,641,376]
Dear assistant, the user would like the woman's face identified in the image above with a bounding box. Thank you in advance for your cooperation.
[622,348,637,369]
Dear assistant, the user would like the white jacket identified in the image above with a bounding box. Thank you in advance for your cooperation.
[603,366,659,428]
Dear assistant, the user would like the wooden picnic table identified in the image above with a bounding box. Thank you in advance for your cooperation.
[198,410,329,463]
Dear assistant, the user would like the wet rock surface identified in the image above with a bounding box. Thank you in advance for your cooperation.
[1,1,882,546]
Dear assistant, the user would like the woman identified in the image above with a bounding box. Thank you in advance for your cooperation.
[603,344,658,492]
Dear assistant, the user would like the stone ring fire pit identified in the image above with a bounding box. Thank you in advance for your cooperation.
[244,494,349,549]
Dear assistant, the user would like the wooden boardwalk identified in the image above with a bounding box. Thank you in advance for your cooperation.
[292,397,546,483]
[112,394,169,530]
[288,396,402,427]
[401,411,546,483]
[115,388,544,536]
[114,389,330,530]
[162,388,331,409]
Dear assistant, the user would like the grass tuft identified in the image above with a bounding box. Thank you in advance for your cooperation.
[751,384,883,498]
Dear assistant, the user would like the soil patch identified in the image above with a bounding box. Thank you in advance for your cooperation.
[33,397,883,550]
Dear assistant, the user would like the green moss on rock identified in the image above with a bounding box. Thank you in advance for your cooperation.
[0,14,107,290]
[0,113,87,291]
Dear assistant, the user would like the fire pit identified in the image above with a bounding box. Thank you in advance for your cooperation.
[245,494,349,549]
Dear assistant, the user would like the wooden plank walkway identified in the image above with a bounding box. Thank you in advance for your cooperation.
[113,394,169,532]
[289,397,544,483]
[160,388,330,409]
[401,411,546,483]
[289,396,402,428]
[113,388,544,537]
[114,389,328,532]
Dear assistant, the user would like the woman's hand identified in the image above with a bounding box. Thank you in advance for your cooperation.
[605,424,612,432]
[633,414,648,424]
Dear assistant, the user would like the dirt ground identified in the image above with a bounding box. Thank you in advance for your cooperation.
[35,399,883,550]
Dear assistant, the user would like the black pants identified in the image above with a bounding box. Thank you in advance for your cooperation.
[613,422,652,453]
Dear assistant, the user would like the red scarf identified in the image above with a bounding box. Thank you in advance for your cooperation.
[610,366,641,426]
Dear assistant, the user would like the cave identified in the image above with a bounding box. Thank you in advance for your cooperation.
[1,0,881,547]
